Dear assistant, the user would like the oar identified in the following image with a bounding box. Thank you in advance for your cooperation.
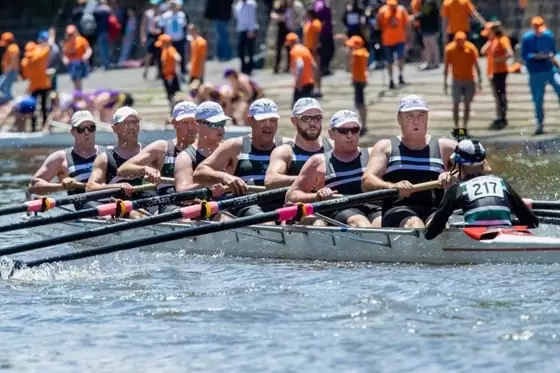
[523,199,560,210]
[10,180,438,272]
[158,176,266,193]
[0,183,156,217]
[532,209,560,219]
[0,187,288,257]
[0,187,214,234]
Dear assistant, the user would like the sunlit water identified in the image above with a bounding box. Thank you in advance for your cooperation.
[0,147,559,372]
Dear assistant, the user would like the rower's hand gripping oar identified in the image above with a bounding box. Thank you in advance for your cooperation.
[0,183,156,217]
[0,187,289,257]
[0,187,213,234]
[158,177,266,193]
[7,180,439,275]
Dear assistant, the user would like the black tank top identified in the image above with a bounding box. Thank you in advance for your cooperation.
[105,146,143,186]
[234,135,284,186]
[287,138,333,176]
[158,139,181,194]
[65,145,104,196]
[383,136,445,208]
[323,148,369,195]
[184,144,208,170]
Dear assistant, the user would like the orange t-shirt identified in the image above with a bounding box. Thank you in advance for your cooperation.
[161,46,179,81]
[303,19,322,53]
[411,0,422,13]
[290,44,315,86]
[351,47,369,83]
[486,36,511,76]
[519,0,527,9]
[26,44,51,92]
[376,5,410,46]
[2,44,20,72]
[64,35,90,62]
[444,40,479,80]
[190,36,207,79]
[441,0,475,34]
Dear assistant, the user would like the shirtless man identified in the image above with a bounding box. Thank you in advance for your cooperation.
[193,98,291,217]
[28,110,103,209]
[286,110,381,227]
[265,97,332,189]
[361,95,457,228]
[117,101,198,197]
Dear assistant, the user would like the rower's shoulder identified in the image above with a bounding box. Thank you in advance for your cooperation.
[280,136,294,145]
[43,149,68,165]
[371,138,392,153]
[220,136,244,151]
[270,142,294,157]
[144,139,169,152]
[437,136,458,150]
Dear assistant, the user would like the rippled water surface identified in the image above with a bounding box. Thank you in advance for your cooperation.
[0,147,559,373]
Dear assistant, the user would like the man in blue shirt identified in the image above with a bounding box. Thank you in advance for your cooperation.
[521,16,560,135]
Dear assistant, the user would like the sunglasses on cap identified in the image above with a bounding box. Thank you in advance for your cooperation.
[199,120,226,128]
[298,114,322,123]
[75,125,96,133]
[333,127,360,135]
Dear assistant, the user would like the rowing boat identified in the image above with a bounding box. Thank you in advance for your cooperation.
[27,213,560,265]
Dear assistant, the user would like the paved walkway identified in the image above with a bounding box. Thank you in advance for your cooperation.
[9,59,560,146]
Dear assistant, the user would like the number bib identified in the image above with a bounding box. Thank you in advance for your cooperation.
[465,176,504,201]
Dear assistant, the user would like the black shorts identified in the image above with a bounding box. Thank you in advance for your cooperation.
[292,84,314,106]
[382,205,436,227]
[229,201,284,219]
[147,37,158,55]
[353,81,366,107]
[163,76,181,99]
[326,203,381,225]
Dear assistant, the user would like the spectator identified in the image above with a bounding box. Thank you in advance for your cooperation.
[94,0,112,70]
[141,0,164,79]
[440,0,485,44]
[415,0,440,70]
[286,0,305,40]
[118,7,138,66]
[188,24,207,84]
[270,0,291,74]
[304,9,322,96]
[0,32,20,101]
[363,4,384,69]
[37,29,61,92]
[312,0,334,76]
[204,0,234,62]
[342,0,365,39]
[62,25,92,91]
[160,0,189,76]
[285,33,318,105]
[234,0,258,76]
[520,16,560,136]
[72,0,97,69]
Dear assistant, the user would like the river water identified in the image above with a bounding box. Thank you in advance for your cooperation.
[0,146,559,372]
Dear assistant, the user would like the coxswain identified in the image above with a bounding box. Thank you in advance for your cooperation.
[174,100,228,194]
[265,97,332,189]
[86,106,147,217]
[28,110,103,209]
[193,99,291,217]
[361,95,457,228]
[286,110,381,227]
[117,101,198,212]
[424,139,538,239]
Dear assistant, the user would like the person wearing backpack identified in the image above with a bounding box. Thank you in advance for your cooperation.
[93,0,112,70]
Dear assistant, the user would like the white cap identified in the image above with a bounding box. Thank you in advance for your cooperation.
[248,98,280,120]
[195,101,231,123]
[112,106,141,125]
[330,110,361,128]
[70,110,96,127]
[292,97,323,116]
[172,101,197,121]
[398,94,429,113]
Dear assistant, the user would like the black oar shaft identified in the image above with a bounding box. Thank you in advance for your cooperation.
[20,188,395,268]
[0,188,211,234]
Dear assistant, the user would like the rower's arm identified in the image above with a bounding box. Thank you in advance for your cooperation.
[85,153,128,192]
[193,138,241,185]
[505,180,539,228]
[285,154,324,204]
[28,150,67,195]
[174,151,202,192]
[424,184,460,240]
[361,139,394,191]
[265,144,296,189]
[117,140,166,179]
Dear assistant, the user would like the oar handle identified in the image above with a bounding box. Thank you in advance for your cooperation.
[159,176,266,193]
[411,180,441,193]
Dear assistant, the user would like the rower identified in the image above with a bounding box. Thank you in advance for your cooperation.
[85,106,147,218]
[286,110,381,227]
[117,101,198,204]
[361,95,457,228]
[174,100,228,194]
[424,139,539,239]
[265,97,332,189]
[28,110,103,209]
[193,99,291,217]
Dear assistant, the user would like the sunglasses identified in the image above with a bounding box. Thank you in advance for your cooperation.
[75,125,96,133]
[298,114,322,123]
[199,120,226,128]
[333,127,360,135]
